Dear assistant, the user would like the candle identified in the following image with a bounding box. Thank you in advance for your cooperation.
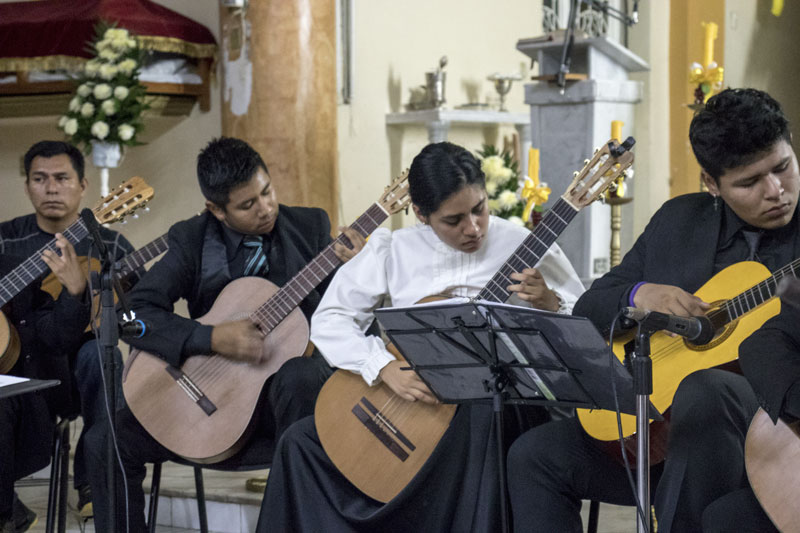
[528,147,540,183]
[703,22,718,68]
[611,120,623,143]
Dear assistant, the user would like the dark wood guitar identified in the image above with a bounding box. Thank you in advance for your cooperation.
[0,177,154,374]
[122,173,411,463]
[315,138,636,503]
[40,234,169,331]
[745,407,800,532]
[577,258,800,464]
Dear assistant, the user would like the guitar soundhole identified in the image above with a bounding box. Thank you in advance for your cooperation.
[685,302,737,352]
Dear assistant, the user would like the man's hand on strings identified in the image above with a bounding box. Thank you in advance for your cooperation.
[211,319,266,364]
[41,233,87,297]
[632,283,710,318]
[333,226,366,263]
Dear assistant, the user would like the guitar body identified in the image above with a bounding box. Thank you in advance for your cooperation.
[122,277,309,463]
[42,256,106,332]
[315,344,457,504]
[0,311,21,374]
[315,294,458,503]
[745,407,800,533]
[578,261,779,444]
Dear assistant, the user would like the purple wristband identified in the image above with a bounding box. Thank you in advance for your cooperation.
[628,281,647,307]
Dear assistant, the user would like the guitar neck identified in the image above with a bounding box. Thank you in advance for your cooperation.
[250,203,389,331]
[720,256,800,322]
[476,197,579,303]
[0,218,88,307]
[115,234,169,279]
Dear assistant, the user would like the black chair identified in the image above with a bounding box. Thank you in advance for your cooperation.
[147,459,269,533]
[587,500,600,533]
[45,416,73,533]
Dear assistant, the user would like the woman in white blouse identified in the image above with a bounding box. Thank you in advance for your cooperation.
[256,142,584,533]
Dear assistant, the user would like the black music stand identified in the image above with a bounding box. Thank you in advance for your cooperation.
[374,299,658,533]
[0,377,59,400]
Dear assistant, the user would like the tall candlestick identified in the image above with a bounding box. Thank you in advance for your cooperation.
[611,120,623,143]
[703,21,718,67]
[528,147,540,182]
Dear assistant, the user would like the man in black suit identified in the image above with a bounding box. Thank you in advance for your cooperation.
[507,88,799,532]
[88,137,364,531]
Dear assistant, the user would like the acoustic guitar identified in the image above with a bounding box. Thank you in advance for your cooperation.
[315,138,636,503]
[40,234,169,331]
[745,407,800,533]
[577,257,800,463]
[122,172,412,463]
[0,176,154,374]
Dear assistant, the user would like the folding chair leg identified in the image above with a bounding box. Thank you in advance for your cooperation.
[194,467,208,533]
[147,463,162,533]
[46,419,70,533]
[587,500,600,533]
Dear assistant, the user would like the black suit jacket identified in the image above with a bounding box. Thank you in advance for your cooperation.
[126,206,334,366]
[573,193,800,333]
[740,304,800,422]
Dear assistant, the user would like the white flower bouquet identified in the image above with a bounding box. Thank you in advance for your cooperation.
[58,24,147,153]
[478,144,526,225]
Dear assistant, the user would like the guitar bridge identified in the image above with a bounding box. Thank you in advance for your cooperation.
[351,396,416,461]
[165,366,217,416]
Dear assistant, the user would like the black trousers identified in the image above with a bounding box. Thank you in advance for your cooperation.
[507,369,776,533]
[88,352,332,533]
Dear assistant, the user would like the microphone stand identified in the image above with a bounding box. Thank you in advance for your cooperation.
[80,208,136,533]
[631,324,652,533]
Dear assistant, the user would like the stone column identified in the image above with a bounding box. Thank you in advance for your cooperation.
[219,0,338,226]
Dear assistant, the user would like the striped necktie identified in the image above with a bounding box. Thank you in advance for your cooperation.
[242,235,268,277]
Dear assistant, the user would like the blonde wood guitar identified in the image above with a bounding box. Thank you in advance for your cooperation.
[315,138,636,503]
[745,407,800,533]
[577,259,800,456]
[122,173,411,463]
[0,177,153,374]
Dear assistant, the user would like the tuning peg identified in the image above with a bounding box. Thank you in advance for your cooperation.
[625,169,635,180]
[120,219,128,225]
[593,147,599,155]
[573,171,580,178]
[132,213,139,220]
[583,159,590,166]
[144,206,151,213]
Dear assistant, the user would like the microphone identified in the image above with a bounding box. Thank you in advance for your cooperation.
[119,319,150,339]
[621,307,716,345]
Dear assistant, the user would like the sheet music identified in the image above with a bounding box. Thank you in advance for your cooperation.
[0,374,29,387]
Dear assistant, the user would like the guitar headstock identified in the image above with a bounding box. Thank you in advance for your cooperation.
[92,176,154,225]
[378,169,411,215]
[563,137,635,209]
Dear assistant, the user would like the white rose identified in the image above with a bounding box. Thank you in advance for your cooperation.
[64,118,79,136]
[488,199,501,214]
[481,156,505,182]
[485,181,498,197]
[93,84,113,100]
[508,216,525,227]
[99,64,118,81]
[57,115,68,128]
[68,96,81,112]
[102,99,117,115]
[126,38,137,48]
[77,83,93,97]
[498,189,519,210]
[113,86,129,100]
[84,60,100,77]
[118,59,137,75]
[91,121,110,140]
[99,48,120,61]
[96,39,111,52]
[80,102,95,118]
[118,124,135,141]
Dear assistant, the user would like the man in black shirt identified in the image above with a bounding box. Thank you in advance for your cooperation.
[507,88,799,532]
[90,137,364,532]
[0,141,133,529]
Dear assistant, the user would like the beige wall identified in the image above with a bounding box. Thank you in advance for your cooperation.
[337,0,540,229]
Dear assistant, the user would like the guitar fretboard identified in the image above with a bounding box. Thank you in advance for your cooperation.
[251,203,389,332]
[115,235,169,279]
[715,257,800,323]
[0,219,89,307]
[476,197,579,303]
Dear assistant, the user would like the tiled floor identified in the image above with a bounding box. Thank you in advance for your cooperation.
[14,421,639,532]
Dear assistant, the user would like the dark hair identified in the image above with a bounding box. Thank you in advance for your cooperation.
[23,141,84,182]
[408,142,486,217]
[690,88,791,181]
[197,137,269,207]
